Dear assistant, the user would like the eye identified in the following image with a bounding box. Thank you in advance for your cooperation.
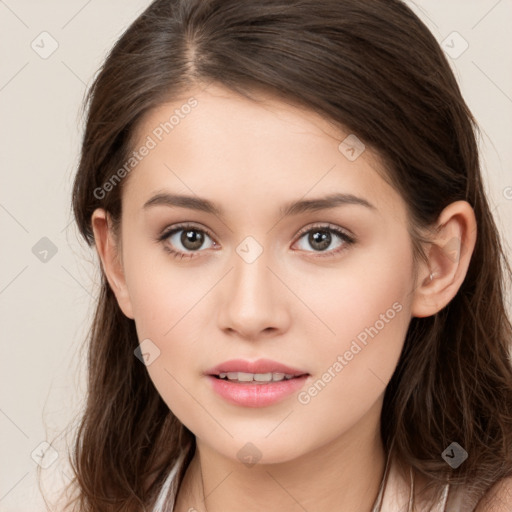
[158,223,217,260]
[293,223,355,257]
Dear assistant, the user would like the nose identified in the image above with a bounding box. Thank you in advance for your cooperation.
[217,246,290,341]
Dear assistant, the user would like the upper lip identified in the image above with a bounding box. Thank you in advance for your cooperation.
[205,358,308,376]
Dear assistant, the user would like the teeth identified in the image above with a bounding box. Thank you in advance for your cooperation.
[254,372,277,382]
[217,372,298,382]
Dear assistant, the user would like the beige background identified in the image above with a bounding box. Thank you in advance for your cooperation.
[1,1,511,510]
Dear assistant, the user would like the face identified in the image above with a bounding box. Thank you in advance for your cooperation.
[106,83,418,464]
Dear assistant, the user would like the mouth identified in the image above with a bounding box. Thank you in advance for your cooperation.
[204,358,310,406]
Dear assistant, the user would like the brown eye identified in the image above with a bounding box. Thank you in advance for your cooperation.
[294,224,355,257]
[159,224,217,259]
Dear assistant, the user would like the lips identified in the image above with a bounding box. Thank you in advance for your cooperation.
[205,359,310,407]
[205,358,310,406]
[204,358,308,378]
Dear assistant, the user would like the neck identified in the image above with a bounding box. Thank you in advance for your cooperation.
[174,401,386,512]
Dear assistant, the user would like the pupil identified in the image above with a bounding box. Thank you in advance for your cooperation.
[310,230,330,251]
[182,229,204,250]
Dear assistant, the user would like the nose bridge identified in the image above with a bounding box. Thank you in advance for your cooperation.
[232,237,274,310]
[218,235,285,337]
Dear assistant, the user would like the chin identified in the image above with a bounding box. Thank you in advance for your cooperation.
[198,428,316,467]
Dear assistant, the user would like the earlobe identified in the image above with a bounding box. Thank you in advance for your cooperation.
[91,208,135,319]
[411,200,477,318]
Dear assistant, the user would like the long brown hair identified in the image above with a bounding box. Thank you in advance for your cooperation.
[64,0,512,509]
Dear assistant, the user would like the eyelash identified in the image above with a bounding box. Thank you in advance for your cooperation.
[157,222,356,260]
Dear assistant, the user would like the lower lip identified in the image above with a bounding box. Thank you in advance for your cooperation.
[206,375,309,407]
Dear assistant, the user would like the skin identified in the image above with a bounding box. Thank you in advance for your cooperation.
[92,83,477,512]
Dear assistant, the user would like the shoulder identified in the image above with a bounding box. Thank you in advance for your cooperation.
[474,476,512,512]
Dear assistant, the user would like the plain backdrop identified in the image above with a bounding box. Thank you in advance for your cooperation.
[1,1,511,510]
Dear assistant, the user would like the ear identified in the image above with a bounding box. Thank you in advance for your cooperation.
[91,208,134,319]
[411,200,477,318]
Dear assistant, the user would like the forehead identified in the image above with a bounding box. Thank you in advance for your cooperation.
[123,83,405,222]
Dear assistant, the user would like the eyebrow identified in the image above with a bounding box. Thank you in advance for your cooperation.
[142,191,376,217]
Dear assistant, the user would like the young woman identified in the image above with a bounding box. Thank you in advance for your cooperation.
[64,0,512,510]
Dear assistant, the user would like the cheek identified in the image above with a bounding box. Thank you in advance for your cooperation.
[122,246,217,410]
[293,240,414,404]
[126,262,210,429]
[292,289,410,447]
[294,236,413,350]
[123,239,208,338]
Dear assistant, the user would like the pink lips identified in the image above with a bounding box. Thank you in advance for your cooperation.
[204,358,309,408]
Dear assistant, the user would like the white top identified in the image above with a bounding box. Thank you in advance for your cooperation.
[152,449,188,512]
[152,449,471,512]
